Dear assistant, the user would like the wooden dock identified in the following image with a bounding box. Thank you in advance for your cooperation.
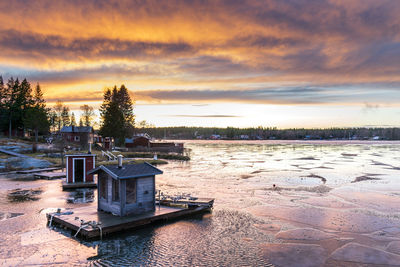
[17,167,62,174]
[34,172,66,179]
[47,204,213,239]
[158,197,214,208]
[62,181,97,190]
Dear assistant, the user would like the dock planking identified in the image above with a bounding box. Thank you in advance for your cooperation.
[158,197,214,208]
[17,167,62,174]
[62,181,97,189]
[34,172,66,179]
[47,204,212,239]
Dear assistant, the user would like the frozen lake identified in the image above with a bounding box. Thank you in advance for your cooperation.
[1,140,400,266]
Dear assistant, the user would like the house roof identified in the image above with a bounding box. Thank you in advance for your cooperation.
[133,133,151,139]
[87,162,163,179]
[65,154,96,157]
[61,126,93,133]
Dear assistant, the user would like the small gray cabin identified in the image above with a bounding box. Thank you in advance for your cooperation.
[88,161,163,216]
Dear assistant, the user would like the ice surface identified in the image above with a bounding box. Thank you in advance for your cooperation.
[330,242,400,265]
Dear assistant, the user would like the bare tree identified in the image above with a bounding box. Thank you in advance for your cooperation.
[80,104,95,126]
[54,101,64,133]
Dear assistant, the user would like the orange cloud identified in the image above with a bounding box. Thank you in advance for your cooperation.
[0,0,399,107]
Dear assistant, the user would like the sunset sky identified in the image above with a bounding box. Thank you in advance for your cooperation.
[1,0,399,128]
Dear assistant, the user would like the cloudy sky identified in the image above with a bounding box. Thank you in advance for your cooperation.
[1,0,399,128]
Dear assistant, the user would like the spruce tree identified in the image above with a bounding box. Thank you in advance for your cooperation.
[54,101,64,133]
[5,78,20,137]
[70,112,77,126]
[23,83,49,142]
[0,76,6,129]
[61,106,70,127]
[99,85,135,145]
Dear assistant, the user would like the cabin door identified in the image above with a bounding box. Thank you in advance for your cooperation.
[74,159,84,183]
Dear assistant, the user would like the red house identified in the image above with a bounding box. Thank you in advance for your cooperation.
[125,135,150,148]
[63,154,97,189]
[60,126,94,145]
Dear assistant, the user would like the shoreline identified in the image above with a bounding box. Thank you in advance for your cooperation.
[170,139,400,145]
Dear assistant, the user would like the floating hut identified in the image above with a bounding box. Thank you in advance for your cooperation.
[47,155,214,239]
[62,154,97,189]
[89,156,162,216]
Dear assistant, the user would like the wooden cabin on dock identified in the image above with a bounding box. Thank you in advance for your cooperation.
[88,156,163,216]
[63,154,96,189]
[47,155,214,239]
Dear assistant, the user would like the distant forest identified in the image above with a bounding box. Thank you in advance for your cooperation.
[139,126,400,140]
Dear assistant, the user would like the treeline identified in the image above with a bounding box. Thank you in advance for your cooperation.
[0,76,135,146]
[0,76,49,141]
[139,126,400,140]
[0,76,98,140]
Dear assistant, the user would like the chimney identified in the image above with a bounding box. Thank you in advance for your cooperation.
[118,155,123,168]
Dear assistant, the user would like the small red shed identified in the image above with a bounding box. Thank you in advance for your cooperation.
[65,154,96,184]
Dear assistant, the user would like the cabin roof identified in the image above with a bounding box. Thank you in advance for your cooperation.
[87,162,163,179]
[61,126,93,133]
[65,154,96,157]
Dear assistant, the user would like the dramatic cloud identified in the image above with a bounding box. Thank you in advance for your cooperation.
[0,29,194,62]
[136,85,400,105]
[0,0,400,108]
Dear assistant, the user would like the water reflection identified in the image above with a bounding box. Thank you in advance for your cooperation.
[0,211,24,221]
[7,188,42,202]
[86,210,274,267]
[67,189,95,204]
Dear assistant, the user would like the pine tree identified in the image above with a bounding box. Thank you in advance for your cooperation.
[114,84,135,127]
[33,83,45,108]
[99,85,135,145]
[54,101,64,132]
[5,78,20,137]
[61,106,70,127]
[100,101,125,143]
[70,112,77,126]
[23,83,49,142]
[48,110,57,132]
[0,76,6,129]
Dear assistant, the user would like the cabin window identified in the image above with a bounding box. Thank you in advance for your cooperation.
[112,179,120,202]
[74,135,80,142]
[99,176,107,200]
[126,179,137,204]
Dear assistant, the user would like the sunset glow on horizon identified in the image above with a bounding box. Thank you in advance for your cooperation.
[1,0,400,128]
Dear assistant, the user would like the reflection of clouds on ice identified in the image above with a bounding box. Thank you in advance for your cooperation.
[1,140,400,266]
[159,141,400,265]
